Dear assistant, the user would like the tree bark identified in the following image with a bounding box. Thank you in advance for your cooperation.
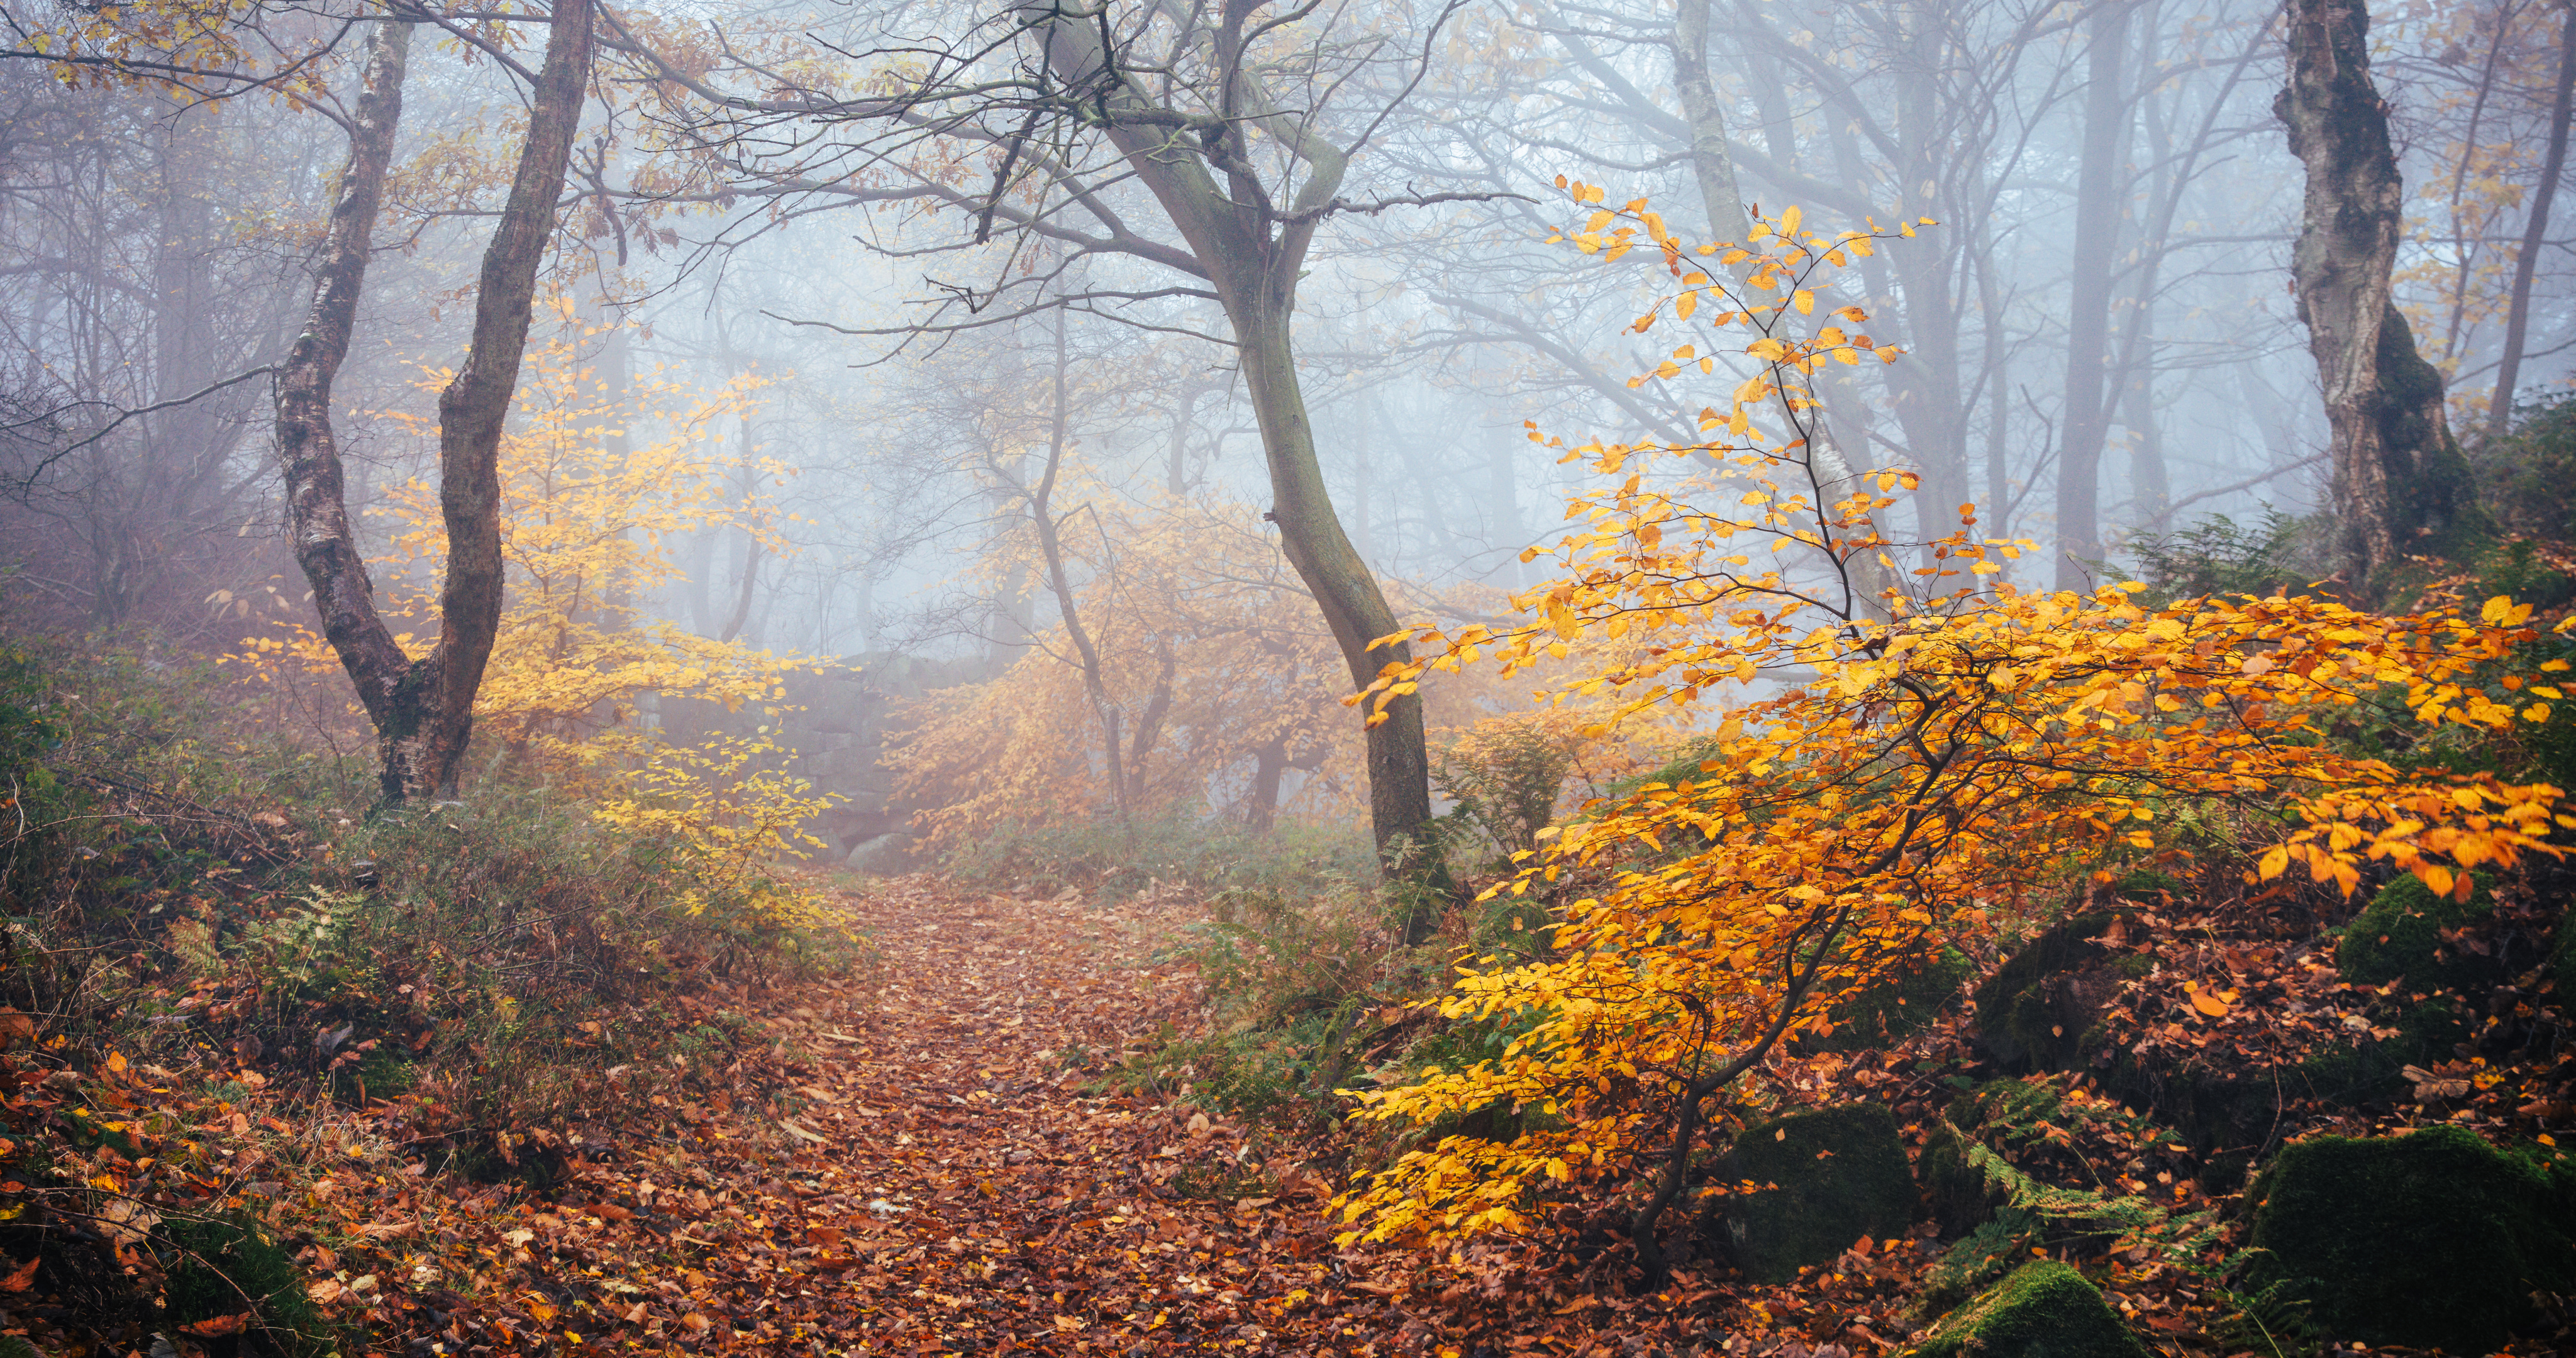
[277,16,421,805]
[2487,0,2576,434]
[421,0,595,795]
[2057,1,2133,588]
[277,0,595,803]
[2278,0,2483,594]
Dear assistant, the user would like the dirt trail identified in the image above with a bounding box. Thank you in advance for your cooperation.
[543,876,1373,1357]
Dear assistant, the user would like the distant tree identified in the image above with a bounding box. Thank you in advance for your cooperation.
[621,0,1494,932]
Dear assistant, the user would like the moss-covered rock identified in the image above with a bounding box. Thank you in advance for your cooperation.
[2294,994,2472,1105]
[1972,914,2128,1073]
[1716,1103,1918,1283]
[2248,1125,2573,1352]
[2336,872,2497,993]
[1823,947,1972,1052]
[1912,1259,2148,1358]
[1917,1117,1996,1238]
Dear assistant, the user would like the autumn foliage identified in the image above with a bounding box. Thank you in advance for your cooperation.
[1335,189,2572,1267]
[229,310,835,926]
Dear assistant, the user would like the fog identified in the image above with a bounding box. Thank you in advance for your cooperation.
[4,0,2570,844]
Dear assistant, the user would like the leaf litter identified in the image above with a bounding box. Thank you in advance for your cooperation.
[8,871,2568,1357]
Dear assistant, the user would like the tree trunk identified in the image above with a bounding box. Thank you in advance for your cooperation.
[1026,4,1453,934]
[2278,0,2483,594]
[1236,300,1447,936]
[277,16,421,805]
[419,0,596,796]
[2057,1,2133,588]
[718,422,762,644]
[1246,738,1287,832]
[1673,0,1896,616]
[2487,0,2576,434]
[1023,309,1130,819]
[277,1,594,803]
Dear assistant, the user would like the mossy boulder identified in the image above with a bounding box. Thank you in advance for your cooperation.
[1822,947,1972,1052]
[1972,913,2131,1073]
[2294,994,2472,1105]
[2336,872,2497,994]
[1913,1259,2148,1358]
[1714,1103,1918,1283]
[1917,1117,1996,1237]
[2248,1124,2574,1352]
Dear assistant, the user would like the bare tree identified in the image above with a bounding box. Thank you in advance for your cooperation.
[2489,0,2576,431]
[631,0,1479,928]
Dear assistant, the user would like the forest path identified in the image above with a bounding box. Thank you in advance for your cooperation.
[557,875,1368,1357]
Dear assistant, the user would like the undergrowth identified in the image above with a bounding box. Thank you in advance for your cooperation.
[0,635,850,1351]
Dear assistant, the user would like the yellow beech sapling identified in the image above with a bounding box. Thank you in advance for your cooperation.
[1335,187,2570,1282]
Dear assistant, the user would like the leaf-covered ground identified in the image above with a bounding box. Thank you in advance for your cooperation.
[10,872,2568,1357]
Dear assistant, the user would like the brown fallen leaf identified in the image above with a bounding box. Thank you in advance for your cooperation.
[182,1313,249,1337]
[0,1256,37,1293]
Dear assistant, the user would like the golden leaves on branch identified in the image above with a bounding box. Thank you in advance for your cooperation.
[1334,184,2572,1256]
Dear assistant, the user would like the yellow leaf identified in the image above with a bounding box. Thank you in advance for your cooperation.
[1793,290,1814,315]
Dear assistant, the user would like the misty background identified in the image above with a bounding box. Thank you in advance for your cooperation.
[3,0,2570,838]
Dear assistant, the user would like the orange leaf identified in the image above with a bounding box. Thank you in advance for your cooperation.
[0,1256,36,1292]
[2188,988,2230,1018]
[182,1314,249,1338]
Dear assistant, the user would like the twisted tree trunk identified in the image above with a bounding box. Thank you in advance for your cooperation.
[278,0,596,803]
[2277,0,2482,596]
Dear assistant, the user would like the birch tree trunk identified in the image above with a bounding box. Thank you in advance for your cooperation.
[2277,0,2484,595]
[276,16,420,805]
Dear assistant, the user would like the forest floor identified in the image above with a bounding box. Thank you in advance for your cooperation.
[23,869,2504,1358]
[394,875,1941,1358]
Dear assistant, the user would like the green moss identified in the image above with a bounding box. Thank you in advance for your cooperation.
[2248,1125,2572,1352]
[2335,872,2495,993]
[164,1214,331,1357]
[2296,995,2470,1105]
[1718,1103,1919,1283]
[1971,914,2118,1073]
[1912,1260,2148,1358]
[1824,947,1972,1052]
[1917,1118,1996,1237]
